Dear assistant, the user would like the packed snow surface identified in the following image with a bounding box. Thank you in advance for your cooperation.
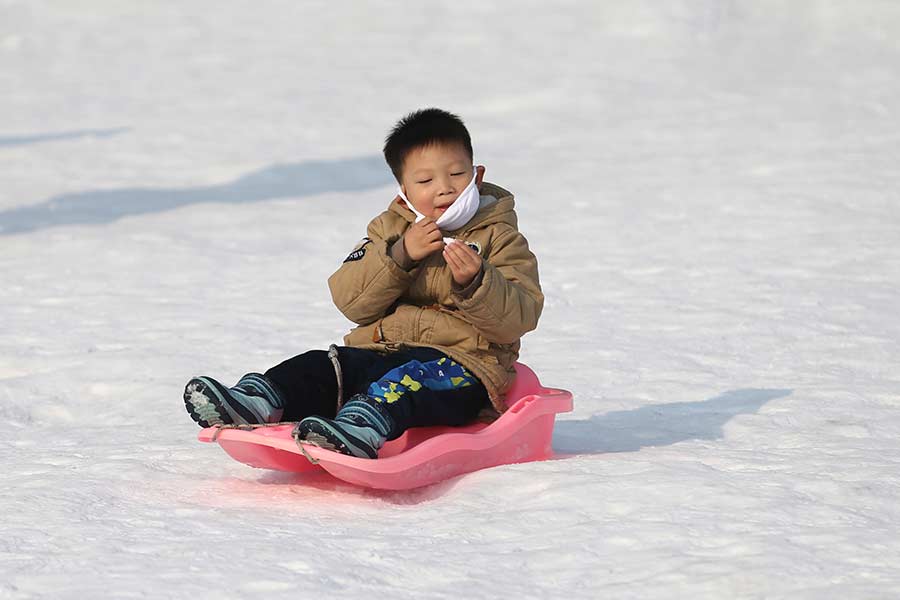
[2,1,900,598]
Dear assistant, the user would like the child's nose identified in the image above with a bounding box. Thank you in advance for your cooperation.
[437,175,455,195]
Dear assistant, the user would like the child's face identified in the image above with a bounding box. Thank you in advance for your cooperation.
[400,143,484,219]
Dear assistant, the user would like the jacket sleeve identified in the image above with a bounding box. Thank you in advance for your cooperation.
[450,227,544,344]
[328,213,415,325]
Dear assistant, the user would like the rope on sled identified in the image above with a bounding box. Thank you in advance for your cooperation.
[328,343,344,412]
[294,436,321,465]
[209,421,321,465]
[209,421,293,441]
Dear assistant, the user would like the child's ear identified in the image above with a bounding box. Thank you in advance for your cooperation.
[475,165,486,190]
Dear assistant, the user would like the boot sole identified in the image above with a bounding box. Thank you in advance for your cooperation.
[184,377,258,427]
[295,417,378,459]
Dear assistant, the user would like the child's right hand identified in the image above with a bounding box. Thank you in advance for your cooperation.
[402,218,445,261]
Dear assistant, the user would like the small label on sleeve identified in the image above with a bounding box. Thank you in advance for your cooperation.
[343,238,371,262]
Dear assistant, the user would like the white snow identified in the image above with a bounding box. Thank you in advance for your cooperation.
[2,1,900,597]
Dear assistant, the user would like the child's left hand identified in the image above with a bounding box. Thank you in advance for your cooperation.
[443,240,483,287]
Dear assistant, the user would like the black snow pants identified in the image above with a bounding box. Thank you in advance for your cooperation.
[265,345,488,436]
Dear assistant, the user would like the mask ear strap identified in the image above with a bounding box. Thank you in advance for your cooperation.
[397,186,426,222]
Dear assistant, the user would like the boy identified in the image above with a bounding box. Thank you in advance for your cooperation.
[184,108,543,459]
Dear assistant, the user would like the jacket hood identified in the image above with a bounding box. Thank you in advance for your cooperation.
[387,181,517,234]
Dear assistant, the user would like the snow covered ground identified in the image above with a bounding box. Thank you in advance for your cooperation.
[2,1,900,597]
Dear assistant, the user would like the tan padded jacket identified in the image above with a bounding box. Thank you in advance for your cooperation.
[328,182,543,412]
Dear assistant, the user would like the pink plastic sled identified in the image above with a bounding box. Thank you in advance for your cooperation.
[198,363,573,490]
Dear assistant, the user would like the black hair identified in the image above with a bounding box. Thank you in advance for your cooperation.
[383,108,473,182]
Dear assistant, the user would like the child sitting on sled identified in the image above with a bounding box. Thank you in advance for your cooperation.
[184,108,543,459]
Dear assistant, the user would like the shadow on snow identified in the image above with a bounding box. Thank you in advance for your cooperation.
[553,388,792,455]
[0,127,130,148]
[0,155,393,235]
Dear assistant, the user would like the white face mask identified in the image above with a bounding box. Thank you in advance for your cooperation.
[398,167,480,233]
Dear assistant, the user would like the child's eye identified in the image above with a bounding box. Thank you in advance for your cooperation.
[417,178,432,184]
[451,172,465,176]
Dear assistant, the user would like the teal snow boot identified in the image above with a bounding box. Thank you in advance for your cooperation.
[293,395,394,459]
[184,372,285,428]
